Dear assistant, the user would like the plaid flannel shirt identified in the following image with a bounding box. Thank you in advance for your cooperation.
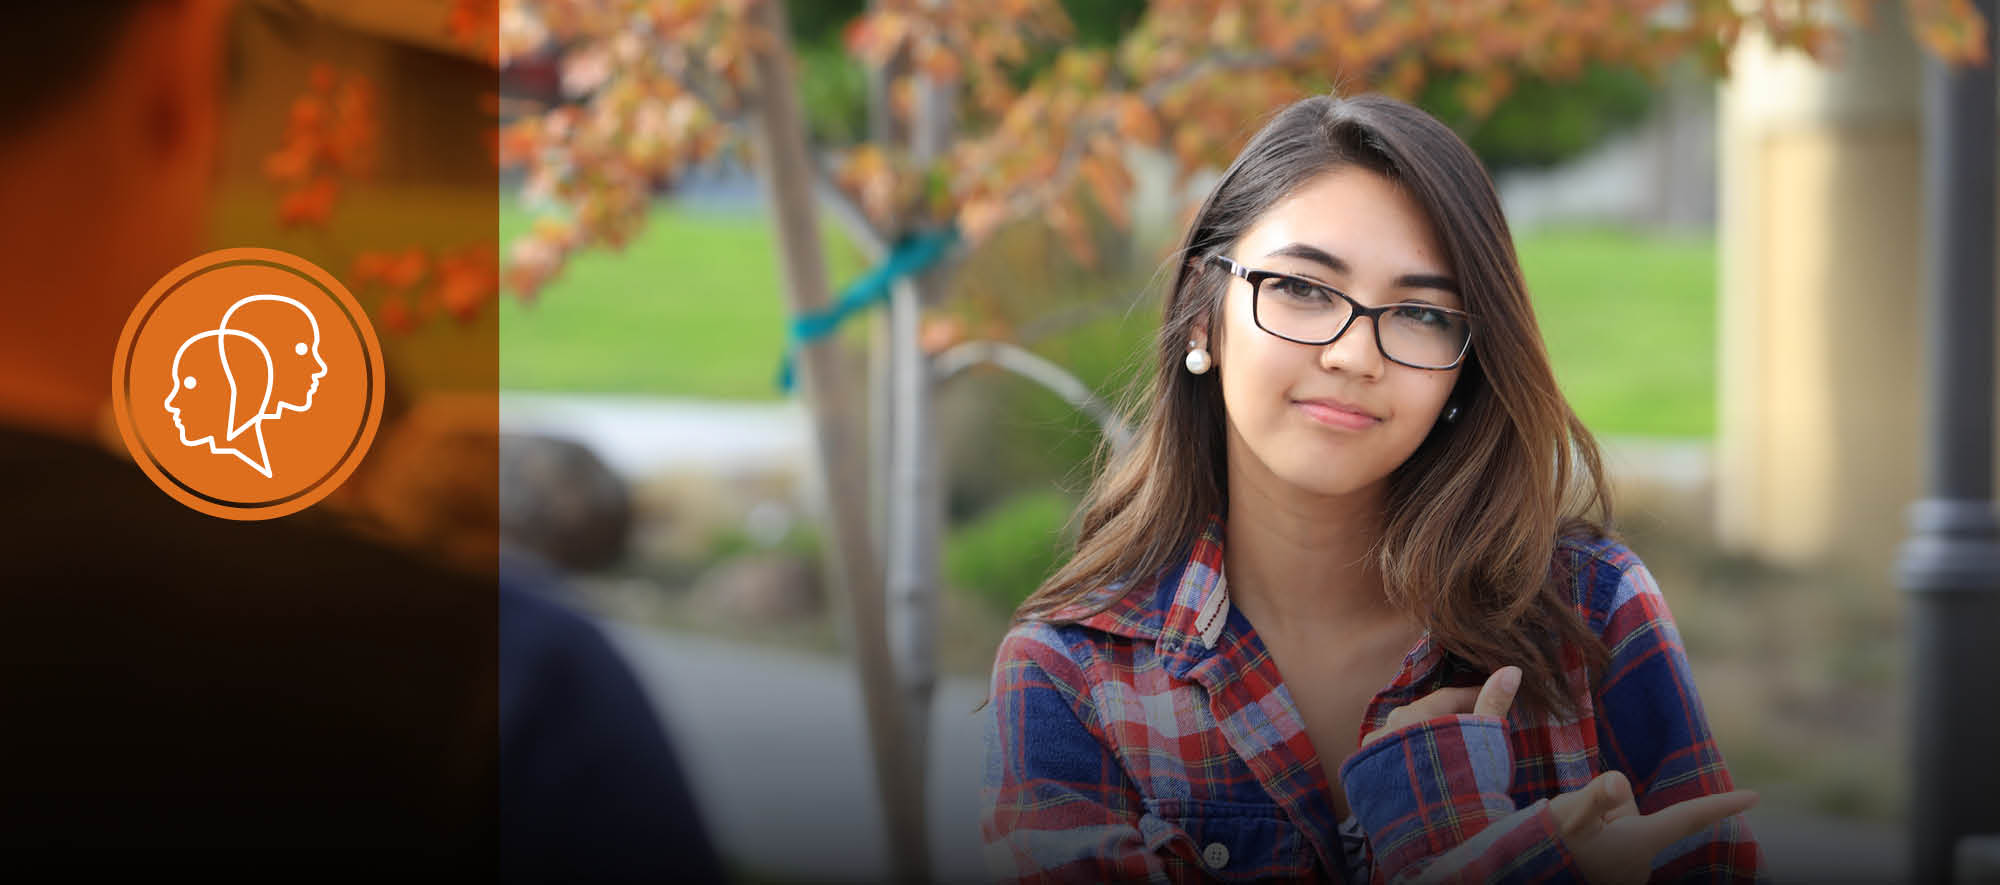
[981,519,1764,883]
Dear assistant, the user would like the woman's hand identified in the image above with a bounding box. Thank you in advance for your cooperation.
[1359,665,1522,749]
[1548,770,1759,884]
[1358,665,1760,884]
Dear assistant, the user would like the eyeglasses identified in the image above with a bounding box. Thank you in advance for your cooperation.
[1207,254,1474,370]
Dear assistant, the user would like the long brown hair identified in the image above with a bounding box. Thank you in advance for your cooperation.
[1016,94,1613,722]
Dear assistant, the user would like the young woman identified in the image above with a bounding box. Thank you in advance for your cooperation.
[980,94,1763,883]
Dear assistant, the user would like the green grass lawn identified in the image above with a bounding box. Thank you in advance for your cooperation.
[499,199,1716,437]
[498,199,864,399]
[1517,227,1716,438]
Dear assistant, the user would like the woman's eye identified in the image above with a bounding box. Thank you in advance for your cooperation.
[1274,277,1329,301]
[1393,305,1451,328]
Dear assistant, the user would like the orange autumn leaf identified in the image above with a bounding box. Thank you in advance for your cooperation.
[262,142,313,183]
[1910,0,1991,65]
[353,251,395,285]
[918,43,963,80]
[383,248,430,289]
[957,197,1010,243]
[1112,96,1162,146]
[1078,154,1130,230]
[279,178,338,228]
[920,314,968,354]
[264,65,378,228]
[433,242,501,322]
[377,294,415,334]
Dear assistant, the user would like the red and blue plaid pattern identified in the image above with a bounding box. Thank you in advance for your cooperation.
[981,518,1764,883]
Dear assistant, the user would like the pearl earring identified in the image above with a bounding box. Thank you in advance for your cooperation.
[1184,343,1212,375]
[1443,404,1461,423]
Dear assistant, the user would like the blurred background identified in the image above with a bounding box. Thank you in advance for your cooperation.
[207,0,499,568]
[484,1,1997,881]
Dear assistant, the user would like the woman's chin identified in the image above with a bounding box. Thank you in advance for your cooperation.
[1269,461,1382,499]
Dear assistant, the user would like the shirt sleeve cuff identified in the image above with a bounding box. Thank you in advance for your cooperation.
[1337,714,1519,872]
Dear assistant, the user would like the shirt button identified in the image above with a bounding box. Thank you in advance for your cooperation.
[1203,841,1230,869]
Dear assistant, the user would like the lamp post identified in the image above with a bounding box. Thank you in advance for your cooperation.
[1897,1,2000,880]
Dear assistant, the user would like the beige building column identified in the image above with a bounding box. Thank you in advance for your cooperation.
[1716,18,1924,572]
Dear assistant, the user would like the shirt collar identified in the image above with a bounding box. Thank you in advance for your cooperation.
[1057,515,1230,654]
[1050,514,1449,690]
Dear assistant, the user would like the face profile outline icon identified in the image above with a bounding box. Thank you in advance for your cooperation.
[113,246,386,522]
[220,293,325,418]
[164,327,275,478]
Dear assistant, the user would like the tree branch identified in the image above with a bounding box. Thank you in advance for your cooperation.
[648,36,891,262]
[814,156,890,262]
[931,339,1134,454]
[988,37,1321,229]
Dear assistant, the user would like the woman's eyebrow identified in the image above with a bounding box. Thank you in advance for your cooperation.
[1263,241,1459,294]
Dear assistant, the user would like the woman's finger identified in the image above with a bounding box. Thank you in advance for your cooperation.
[1381,687,1480,727]
[1358,670,1526,749]
[1471,666,1522,720]
[1595,769,1638,824]
[1550,771,1630,836]
[1359,686,1479,748]
[1406,686,1480,718]
[1631,789,1760,855]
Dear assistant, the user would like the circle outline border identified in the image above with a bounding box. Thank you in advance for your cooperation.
[110,247,386,521]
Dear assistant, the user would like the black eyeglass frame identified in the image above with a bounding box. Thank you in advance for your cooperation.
[1207,253,1475,371]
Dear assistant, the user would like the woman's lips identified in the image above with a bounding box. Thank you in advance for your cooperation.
[1294,398,1381,430]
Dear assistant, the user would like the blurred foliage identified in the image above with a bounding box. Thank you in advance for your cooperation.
[1419,64,1657,170]
[790,0,1145,45]
[701,521,824,570]
[797,41,871,145]
[933,213,1155,520]
[1062,0,1149,44]
[787,2,1655,172]
[944,488,1077,611]
[788,0,867,145]
[784,0,866,44]
[787,0,1149,147]
[638,521,825,589]
[502,0,1893,293]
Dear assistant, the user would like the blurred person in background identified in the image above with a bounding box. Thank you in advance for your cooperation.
[500,551,723,883]
[982,94,1763,882]
[0,3,715,879]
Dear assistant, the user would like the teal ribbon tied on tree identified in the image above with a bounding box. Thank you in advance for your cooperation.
[777,226,959,392]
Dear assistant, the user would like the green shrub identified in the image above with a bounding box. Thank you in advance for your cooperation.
[795,41,868,146]
[945,490,1078,612]
[1420,64,1657,171]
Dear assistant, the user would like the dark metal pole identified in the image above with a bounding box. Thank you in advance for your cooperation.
[1899,2,2000,880]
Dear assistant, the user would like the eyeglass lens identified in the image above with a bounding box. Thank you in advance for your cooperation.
[1255,274,1468,368]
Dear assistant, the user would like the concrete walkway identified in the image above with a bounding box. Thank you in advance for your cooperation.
[602,623,990,882]
[599,621,1905,884]
[499,392,1718,493]
[500,393,807,478]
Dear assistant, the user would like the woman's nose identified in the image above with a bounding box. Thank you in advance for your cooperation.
[1319,314,1384,378]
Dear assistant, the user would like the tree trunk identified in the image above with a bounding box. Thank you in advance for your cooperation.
[744,2,926,881]
[880,6,957,875]
[866,0,900,568]
[884,274,938,878]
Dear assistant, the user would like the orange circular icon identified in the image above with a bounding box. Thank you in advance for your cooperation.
[111,247,386,520]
